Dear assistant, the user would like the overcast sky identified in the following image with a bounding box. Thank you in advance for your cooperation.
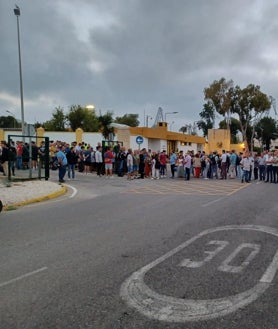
[1,0,278,131]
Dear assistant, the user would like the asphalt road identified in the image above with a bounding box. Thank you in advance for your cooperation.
[0,175,277,329]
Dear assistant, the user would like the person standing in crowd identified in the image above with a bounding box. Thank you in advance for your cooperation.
[264,150,273,183]
[90,147,96,173]
[139,148,146,179]
[8,141,16,176]
[193,152,201,178]
[95,145,103,177]
[272,150,278,184]
[248,152,255,182]
[236,152,243,181]
[257,152,266,181]
[176,151,185,178]
[154,152,161,179]
[117,146,127,177]
[126,148,134,180]
[78,145,85,172]
[31,141,39,170]
[22,143,29,169]
[229,150,237,179]
[144,149,152,178]
[66,146,78,179]
[159,150,167,178]
[210,151,219,179]
[184,150,192,181]
[220,150,228,179]
[38,141,46,169]
[169,150,177,178]
[240,152,252,183]
[56,144,68,183]
[104,146,114,178]
[202,155,210,179]
[132,149,139,178]
[200,151,206,177]
[49,142,57,170]
[253,153,259,180]
[83,146,92,174]
[16,141,23,170]
[0,141,9,176]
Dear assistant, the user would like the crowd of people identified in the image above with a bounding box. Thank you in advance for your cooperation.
[1,139,278,185]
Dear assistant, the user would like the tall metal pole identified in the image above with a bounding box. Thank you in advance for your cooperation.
[14,6,25,136]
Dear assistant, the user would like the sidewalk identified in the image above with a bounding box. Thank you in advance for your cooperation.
[0,178,67,210]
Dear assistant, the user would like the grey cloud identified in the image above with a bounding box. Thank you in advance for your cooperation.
[1,0,277,126]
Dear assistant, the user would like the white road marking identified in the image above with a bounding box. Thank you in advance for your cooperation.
[67,184,78,198]
[179,240,229,268]
[201,197,224,207]
[120,225,278,323]
[0,267,48,288]
[260,249,278,283]
[47,184,78,204]
[219,243,261,273]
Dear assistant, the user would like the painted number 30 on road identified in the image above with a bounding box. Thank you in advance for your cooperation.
[121,225,278,323]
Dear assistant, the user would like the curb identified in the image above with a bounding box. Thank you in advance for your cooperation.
[3,184,67,211]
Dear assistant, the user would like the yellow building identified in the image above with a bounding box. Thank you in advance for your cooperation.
[0,125,246,155]
[114,122,206,153]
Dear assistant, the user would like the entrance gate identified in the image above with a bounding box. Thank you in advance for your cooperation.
[7,134,50,181]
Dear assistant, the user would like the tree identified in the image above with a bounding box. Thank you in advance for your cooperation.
[0,115,20,128]
[67,105,99,132]
[34,121,43,129]
[204,77,234,124]
[204,78,271,151]
[98,111,114,140]
[219,117,241,144]
[43,106,67,131]
[197,102,214,137]
[114,113,139,127]
[230,84,271,151]
[255,117,278,151]
[179,126,187,134]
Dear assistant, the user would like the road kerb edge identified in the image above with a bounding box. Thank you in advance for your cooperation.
[3,184,67,211]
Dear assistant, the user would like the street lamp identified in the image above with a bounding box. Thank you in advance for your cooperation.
[169,121,175,131]
[85,104,95,111]
[14,5,25,136]
[164,111,178,122]
[6,110,16,128]
[146,115,152,127]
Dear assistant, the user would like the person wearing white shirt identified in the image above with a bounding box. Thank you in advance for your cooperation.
[264,150,274,183]
[272,150,278,184]
[240,152,252,183]
[184,151,192,181]
[95,146,103,177]
[220,150,228,179]
[126,148,134,180]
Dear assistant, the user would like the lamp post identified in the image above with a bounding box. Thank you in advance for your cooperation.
[169,121,175,131]
[164,111,178,122]
[85,104,95,111]
[14,5,25,136]
[146,115,152,127]
[6,110,16,128]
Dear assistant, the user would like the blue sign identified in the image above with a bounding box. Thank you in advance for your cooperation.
[136,135,144,145]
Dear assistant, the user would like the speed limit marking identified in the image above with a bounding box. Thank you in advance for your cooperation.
[120,225,278,323]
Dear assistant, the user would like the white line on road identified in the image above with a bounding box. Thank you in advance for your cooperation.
[0,267,48,288]
[48,184,77,204]
[66,184,78,198]
[201,197,224,207]
[260,249,278,283]
[121,225,278,323]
